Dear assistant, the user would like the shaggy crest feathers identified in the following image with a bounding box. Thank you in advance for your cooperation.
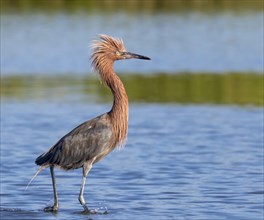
[91,34,126,73]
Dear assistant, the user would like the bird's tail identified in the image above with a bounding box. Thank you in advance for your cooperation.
[25,166,46,190]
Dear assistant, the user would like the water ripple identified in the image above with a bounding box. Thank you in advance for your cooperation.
[1,102,263,219]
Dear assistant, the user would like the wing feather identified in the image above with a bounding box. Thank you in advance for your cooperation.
[35,114,113,169]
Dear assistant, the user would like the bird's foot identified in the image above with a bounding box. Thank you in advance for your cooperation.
[81,205,98,215]
[81,209,97,215]
[44,205,58,212]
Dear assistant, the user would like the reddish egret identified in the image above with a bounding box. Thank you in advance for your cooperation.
[34,34,150,212]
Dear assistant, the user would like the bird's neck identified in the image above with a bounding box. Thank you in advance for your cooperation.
[100,65,128,146]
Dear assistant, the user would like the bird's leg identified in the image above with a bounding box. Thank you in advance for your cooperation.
[79,162,93,213]
[44,166,59,212]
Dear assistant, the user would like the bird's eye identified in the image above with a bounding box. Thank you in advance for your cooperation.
[116,51,121,56]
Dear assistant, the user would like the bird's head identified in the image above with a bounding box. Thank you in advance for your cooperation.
[91,34,150,72]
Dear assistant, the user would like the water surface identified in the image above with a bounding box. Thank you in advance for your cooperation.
[1,5,263,75]
[1,101,263,220]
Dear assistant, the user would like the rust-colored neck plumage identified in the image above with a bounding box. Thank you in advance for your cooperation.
[91,35,128,146]
[101,64,128,147]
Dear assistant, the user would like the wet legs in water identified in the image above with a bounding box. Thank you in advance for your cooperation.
[44,163,94,212]
[79,163,94,213]
[45,166,59,211]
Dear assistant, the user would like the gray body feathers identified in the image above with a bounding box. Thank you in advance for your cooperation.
[35,114,114,170]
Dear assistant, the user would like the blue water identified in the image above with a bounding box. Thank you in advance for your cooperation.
[1,101,263,220]
[1,11,263,75]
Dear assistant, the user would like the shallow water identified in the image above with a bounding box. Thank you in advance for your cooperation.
[1,101,263,220]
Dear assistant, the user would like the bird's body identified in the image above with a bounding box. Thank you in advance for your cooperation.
[34,34,150,213]
[36,114,113,170]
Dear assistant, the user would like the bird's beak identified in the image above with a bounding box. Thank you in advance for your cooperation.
[122,52,151,60]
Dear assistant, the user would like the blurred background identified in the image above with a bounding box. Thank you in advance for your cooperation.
[1,1,263,220]
[1,0,263,104]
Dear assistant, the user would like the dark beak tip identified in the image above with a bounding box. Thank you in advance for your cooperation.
[139,55,151,60]
[126,52,151,60]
